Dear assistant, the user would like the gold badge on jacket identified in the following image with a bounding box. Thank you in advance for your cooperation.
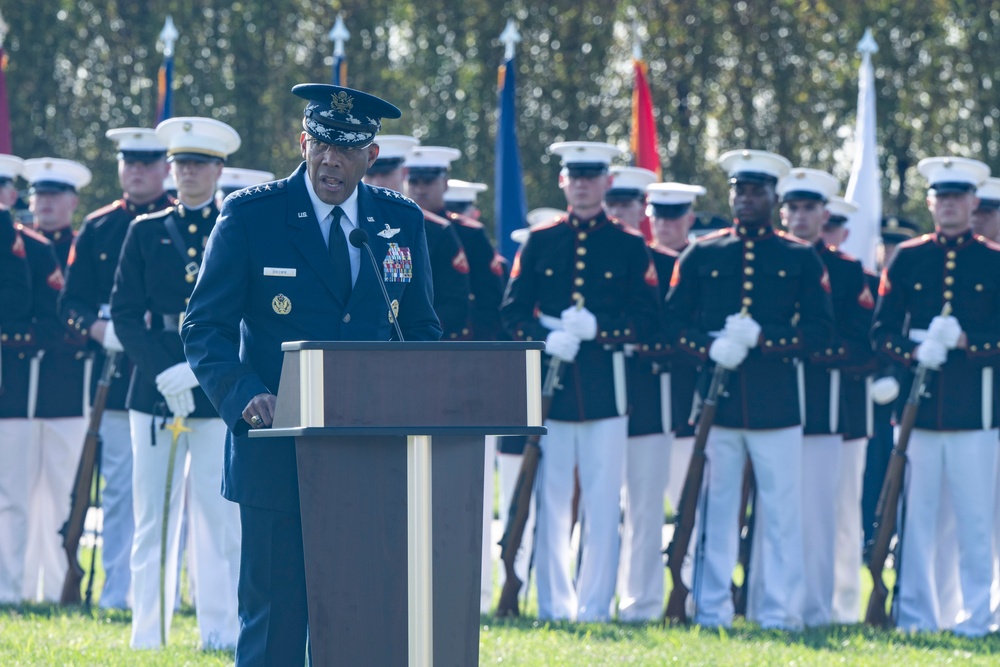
[389,299,399,323]
[272,294,292,315]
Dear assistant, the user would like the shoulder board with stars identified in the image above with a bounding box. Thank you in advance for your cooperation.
[226,180,283,206]
[370,186,420,211]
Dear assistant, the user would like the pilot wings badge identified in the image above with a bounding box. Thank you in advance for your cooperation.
[377,224,401,239]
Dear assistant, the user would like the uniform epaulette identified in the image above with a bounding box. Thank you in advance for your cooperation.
[133,206,175,225]
[776,229,811,246]
[448,212,485,230]
[422,209,452,227]
[976,235,1000,252]
[84,199,124,222]
[650,244,679,258]
[613,219,646,238]
[14,223,52,246]
[531,215,567,233]
[897,233,934,250]
[697,227,732,242]
[370,186,419,210]
[226,180,285,206]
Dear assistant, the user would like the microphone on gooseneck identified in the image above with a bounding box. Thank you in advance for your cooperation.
[349,227,405,342]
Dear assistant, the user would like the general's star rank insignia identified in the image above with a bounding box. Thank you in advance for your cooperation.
[272,294,292,315]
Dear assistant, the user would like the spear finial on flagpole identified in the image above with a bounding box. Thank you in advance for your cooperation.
[160,15,179,58]
[632,21,643,61]
[329,13,350,58]
[500,18,520,61]
[857,27,878,55]
[0,11,9,49]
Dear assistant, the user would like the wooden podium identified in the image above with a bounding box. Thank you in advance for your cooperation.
[249,341,543,667]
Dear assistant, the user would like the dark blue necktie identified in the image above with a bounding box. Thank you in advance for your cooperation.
[328,206,351,302]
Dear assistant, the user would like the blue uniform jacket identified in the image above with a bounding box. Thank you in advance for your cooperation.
[182,164,442,512]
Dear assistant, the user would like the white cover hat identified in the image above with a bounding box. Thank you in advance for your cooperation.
[549,141,623,173]
[645,182,707,218]
[826,196,859,220]
[23,158,92,193]
[105,128,167,157]
[917,156,990,194]
[444,179,488,203]
[975,176,1000,206]
[777,168,840,203]
[405,146,461,170]
[156,117,241,161]
[719,149,792,183]
[607,166,658,196]
[374,135,421,161]
[218,168,275,193]
[0,154,24,181]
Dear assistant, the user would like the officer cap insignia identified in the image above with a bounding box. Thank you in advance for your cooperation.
[272,294,292,315]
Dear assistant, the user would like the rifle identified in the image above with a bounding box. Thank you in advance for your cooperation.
[663,362,729,624]
[863,360,931,627]
[495,353,565,617]
[60,350,120,605]
[731,462,756,616]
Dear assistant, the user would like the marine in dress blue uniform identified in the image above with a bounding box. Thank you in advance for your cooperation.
[501,141,661,622]
[58,128,174,610]
[181,84,441,667]
[872,157,1000,636]
[664,150,835,630]
[776,170,874,627]
[19,159,94,602]
[111,117,243,649]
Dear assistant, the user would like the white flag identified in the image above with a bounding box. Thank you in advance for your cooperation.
[842,28,882,271]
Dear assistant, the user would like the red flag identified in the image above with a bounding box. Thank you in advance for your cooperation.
[630,58,660,242]
[0,47,12,154]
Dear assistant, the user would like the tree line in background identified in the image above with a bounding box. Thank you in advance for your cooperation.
[4,0,999,235]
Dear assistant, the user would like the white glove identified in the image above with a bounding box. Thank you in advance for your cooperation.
[560,306,598,341]
[164,389,195,418]
[102,319,124,353]
[724,314,762,349]
[927,315,962,350]
[545,330,581,363]
[914,339,948,370]
[709,336,749,370]
[155,362,199,396]
[870,376,900,405]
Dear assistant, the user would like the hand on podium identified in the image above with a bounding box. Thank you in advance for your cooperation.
[243,392,277,428]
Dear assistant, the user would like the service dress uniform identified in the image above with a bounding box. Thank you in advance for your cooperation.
[182,85,441,667]
[59,128,174,609]
[871,157,1000,637]
[19,159,94,603]
[0,205,38,603]
[502,142,661,621]
[111,118,242,649]
[664,150,835,630]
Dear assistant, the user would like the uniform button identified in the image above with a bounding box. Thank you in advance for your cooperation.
[545,268,553,276]
[826,348,833,355]
[469,294,475,301]
[188,224,198,234]
[914,283,922,290]
[342,314,351,323]
[604,271,613,279]
[742,297,752,306]
[779,338,787,345]
[517,330,524,337]
[572,291,583,302]
[680,337,687,343]
[944,276,954,285]
[574,277,584,286]
[944,290,953,300]
[187,248,198,258]
[184,297,190,305]
[578,232,587,241]
[947,251,957,259]
[14,333,21,341]
[99,253,108,261]
[744,281,753,290]
[986,343,992,350]
[577,247,587,256]
[903,352,911,359]
[601,331,609,338]
[576,262,585,270]
[765,340,773,347]
[744,267,753,275]
[792,337,798,344]
[745,241,755,249]
[613,329,620,336]
[971,345,979,352]
[185,274,195,283]
[886,342,892,349]
[976,284,984,291]
[778,270,786,277]
[745,252,755,261]
[946,261,956,270]
[711,270,719,277]
[0,334,6,341]
[624,328,631,335]
[462,328,470,335]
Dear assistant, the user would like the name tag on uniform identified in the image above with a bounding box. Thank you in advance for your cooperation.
[263,267,297,277]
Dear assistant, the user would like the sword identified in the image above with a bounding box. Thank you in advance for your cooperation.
[160,415,191,646]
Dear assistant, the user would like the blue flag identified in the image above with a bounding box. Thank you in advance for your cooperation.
[156,53,173,123]
[332,54,347,86]
[494,57,527,263]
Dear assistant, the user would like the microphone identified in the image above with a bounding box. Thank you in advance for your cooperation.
[349,227,405,342]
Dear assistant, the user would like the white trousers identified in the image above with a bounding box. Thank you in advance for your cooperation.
[497,452,536,602]
[618,432,670,621]
[695,426,804,630]
[800,434,842,627]
[480,435,496,613]
[666,436,695,513]
[23,417,88,602]
[98,409,134,609]
[535,417,627,622]
[831,437,866,623]
[129,411,241,650]
[0,418,33,602]
[897,429,997,636]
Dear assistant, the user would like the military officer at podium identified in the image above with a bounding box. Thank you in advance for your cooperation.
[59,128,174,610]
[111,117,243,649]
[182,84,441,666]
[501,141,660,622]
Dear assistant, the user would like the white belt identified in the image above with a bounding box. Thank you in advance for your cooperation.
[908,329,928,343]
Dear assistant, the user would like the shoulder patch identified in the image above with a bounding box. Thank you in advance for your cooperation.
[85,199,124,222]
[644,259,659,287]
[858,281,875,309]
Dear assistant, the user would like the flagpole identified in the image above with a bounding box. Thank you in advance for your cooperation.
[329,14,349,86]
[495,19,528,262]
[841,28,881,271]
[156,16,179,124]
